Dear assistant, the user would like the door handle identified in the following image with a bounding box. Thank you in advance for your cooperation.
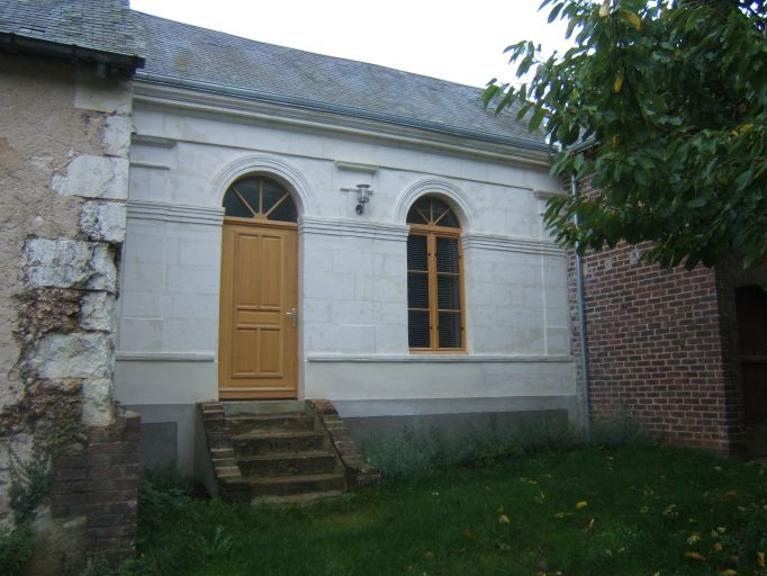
[285,306,298,327]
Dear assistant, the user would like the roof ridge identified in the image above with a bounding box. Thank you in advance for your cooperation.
[133,10,487,92]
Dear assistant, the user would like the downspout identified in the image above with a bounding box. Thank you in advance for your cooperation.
[571,174,591,435]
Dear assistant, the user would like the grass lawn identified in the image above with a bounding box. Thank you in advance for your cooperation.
[129,446,767,576]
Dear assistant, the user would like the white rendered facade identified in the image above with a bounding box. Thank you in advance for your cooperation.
[114,82,575,471]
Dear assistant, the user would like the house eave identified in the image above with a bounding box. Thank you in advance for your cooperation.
[133,77,555,169]
[0,32,145,73]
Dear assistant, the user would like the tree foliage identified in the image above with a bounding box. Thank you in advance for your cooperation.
[485,0,767,268]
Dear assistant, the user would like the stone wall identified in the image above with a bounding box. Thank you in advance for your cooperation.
[0,51,137,570]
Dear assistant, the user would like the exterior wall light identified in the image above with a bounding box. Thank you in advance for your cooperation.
[341,184,373,215]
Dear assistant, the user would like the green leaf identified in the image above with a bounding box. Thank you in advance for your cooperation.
[548,3,563,23]
[573,153,585,173]
[495,0,767,269]
[734,168,754,192]
[566,15,579,39]
[481,84,500,108]
[529,107,546,131]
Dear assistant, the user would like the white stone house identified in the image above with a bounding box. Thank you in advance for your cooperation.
[113,13,576,473]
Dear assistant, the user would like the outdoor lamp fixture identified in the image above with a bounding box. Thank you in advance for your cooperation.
[341,184,373,215]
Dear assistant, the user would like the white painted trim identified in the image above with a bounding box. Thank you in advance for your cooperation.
[307,353,572,363]
[335,161,379,173]
[133,82,553,169]
[130,161,171,171]
[131,134,177,148]
[116,351,216,362]
[299,216,408,241]
[534,188,566,200]
[462,233,564,256]
[208,153,315,215]
[126,200,224,226]
[393,177,477,231]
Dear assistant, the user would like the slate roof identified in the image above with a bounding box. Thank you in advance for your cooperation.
[0,0,143,60]
[135,12,548,150]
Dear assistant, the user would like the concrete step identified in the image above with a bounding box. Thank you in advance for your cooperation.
[238,450,339,477]
[251,490,346,507]
[248,471,347,497]
[227,412,315,435]
[224,400,307,416]
[231,430,326,456]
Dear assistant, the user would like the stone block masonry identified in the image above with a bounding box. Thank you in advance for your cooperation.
[0,50,139,574]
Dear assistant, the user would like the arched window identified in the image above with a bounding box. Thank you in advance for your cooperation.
[406,195,465,351]
[222,175,297,222]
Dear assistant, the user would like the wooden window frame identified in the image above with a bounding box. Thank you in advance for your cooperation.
[408,222,466,353]
[223,176,298,224]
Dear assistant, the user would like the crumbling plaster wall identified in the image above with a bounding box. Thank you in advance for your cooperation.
[0,50,132,544]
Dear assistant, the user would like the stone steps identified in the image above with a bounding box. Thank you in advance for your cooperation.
[237,450,339,476]
[227,412,315,435]
[246,471,347,496]
[251,490,346,507]
[222,401,348,502]
[200,399,378,503]
[231,429,327,456]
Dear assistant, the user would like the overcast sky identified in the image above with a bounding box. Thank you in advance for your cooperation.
[129,0,572,88]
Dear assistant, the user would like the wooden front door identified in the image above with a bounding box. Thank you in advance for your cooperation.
[219,221,298,399]
[736,285,767,455]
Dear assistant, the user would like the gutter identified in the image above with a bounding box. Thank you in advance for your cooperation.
[571,174,591,434]
[0,32,145,73]
[135,72,553,153]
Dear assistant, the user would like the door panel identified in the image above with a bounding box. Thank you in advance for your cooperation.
[219,222,297,398]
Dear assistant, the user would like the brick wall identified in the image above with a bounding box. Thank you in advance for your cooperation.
[570,238,741,452]
[48,411,140,570]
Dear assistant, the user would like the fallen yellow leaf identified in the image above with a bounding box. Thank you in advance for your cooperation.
[576,501,588,509]
[685,551,706,562]
[613,74,624,94]
[687,533,701,545]
[719,570,737,576]
[758,551,765,568]
[498,514,510,524]
[621,9,642,30]
[713,542,723,552]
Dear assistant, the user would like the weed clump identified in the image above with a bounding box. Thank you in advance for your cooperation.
[0,527,33,576]
[364,416,646,481]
